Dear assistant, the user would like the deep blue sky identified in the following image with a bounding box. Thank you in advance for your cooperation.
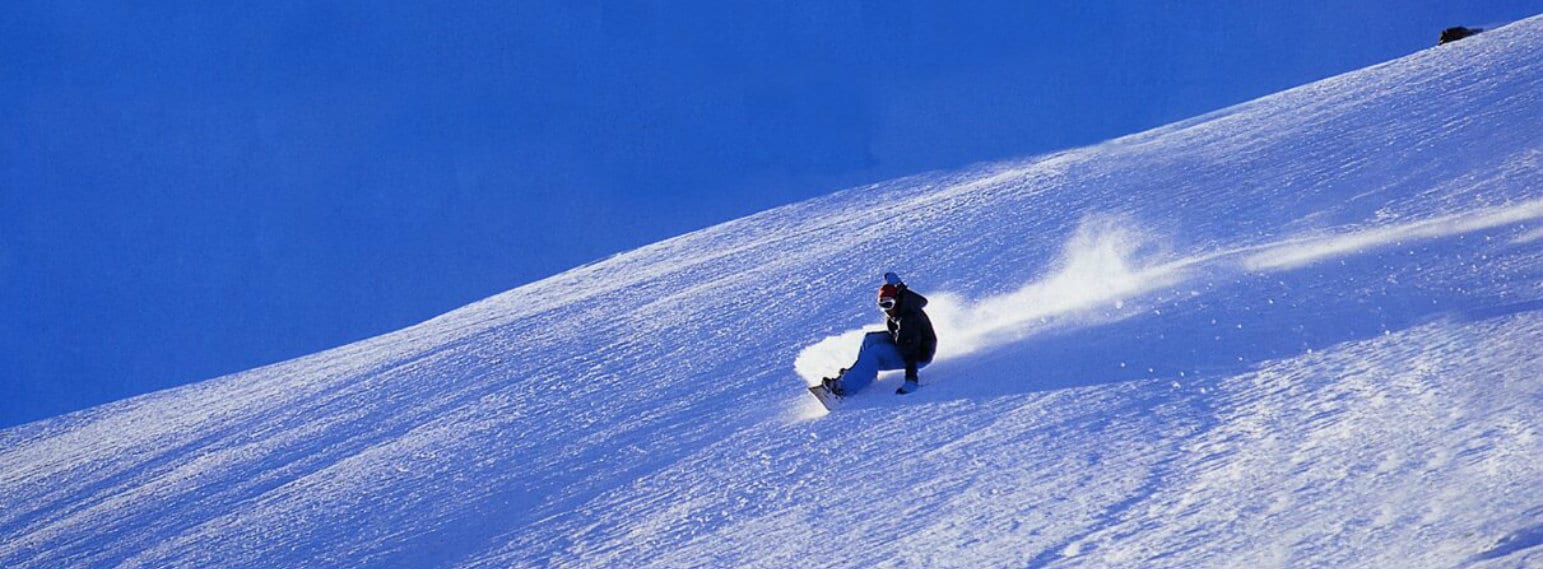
[2,2,1535,428]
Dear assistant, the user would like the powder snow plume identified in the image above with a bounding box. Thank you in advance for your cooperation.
[796,197,1543,387]
[794,215,1187,385]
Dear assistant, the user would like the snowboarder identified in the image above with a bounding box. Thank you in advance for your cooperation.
[821,272,938,398]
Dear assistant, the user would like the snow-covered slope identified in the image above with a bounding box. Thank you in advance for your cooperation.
[4,16,1542,569]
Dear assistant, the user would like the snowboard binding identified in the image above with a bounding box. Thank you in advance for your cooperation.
[822,370,847,396]
[807,369,848,411]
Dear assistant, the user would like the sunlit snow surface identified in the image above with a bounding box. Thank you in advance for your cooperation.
[5,16,1543,569]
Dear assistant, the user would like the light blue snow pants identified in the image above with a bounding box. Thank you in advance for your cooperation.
[840,331,929,394]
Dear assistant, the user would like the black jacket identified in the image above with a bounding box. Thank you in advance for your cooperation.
[885,285,937,378]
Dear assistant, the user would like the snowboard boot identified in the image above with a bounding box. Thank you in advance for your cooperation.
[896,377,920,395]
[822,376,846,397]
[822,368,848,396]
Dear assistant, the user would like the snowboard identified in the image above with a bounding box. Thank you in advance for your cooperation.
[807,383,842,411]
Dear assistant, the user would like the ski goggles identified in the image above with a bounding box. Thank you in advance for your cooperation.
[877,297,896,310]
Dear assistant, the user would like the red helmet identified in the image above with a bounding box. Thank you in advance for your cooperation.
[877,284,899,310]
